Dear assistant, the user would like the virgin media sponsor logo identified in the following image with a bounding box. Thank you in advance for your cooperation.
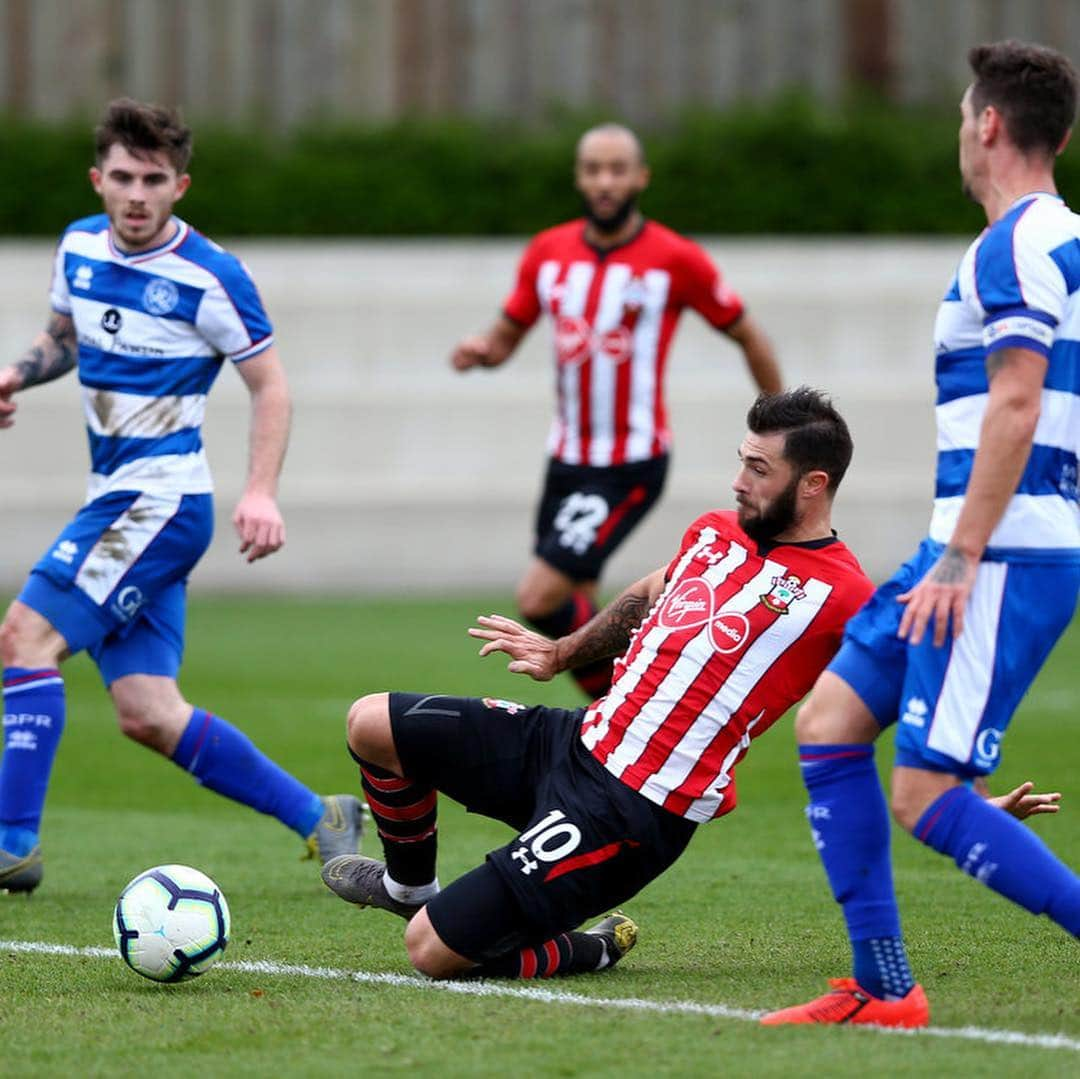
[658,578,751,655]
[710,611,750,654]
[659,579,712,630]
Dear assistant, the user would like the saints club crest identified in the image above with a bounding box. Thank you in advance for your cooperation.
[759,574,806,615]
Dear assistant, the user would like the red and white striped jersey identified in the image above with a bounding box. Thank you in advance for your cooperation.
[580,511,874,823]
[502,219,744,467]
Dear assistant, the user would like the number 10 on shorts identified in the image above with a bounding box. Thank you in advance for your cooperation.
[510,810,582,875]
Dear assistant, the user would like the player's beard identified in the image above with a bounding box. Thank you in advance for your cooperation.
[738,476,800,544]
[582,191,639,235]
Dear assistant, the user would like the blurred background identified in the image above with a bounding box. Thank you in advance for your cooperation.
[1,0,1077,593]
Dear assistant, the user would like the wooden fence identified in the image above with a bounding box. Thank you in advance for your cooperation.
[1,0,1078,129]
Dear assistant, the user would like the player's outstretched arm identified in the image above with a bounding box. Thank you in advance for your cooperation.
[450,315,526,372]
[724,313,782,395]
[0,313,78,429]
[975,778,1062,821]
[233,346,289,563]
[470,568,666,680]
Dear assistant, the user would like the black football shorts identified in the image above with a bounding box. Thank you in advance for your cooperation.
[388,692,696,957]
[533,454,668,581]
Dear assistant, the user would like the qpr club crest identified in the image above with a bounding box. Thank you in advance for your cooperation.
[142,277,179,316]
[759,574,806,615]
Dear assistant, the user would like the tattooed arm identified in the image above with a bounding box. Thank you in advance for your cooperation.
[897,345,1046,647]
[469,568,666,682]
[0,313,78,429]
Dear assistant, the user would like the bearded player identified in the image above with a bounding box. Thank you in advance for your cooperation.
[319,389,873,980]
[451,123,782,700]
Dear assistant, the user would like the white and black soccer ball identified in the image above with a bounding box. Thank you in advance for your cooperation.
[112,864,231,983]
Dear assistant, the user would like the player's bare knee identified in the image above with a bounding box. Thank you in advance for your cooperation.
[345,693,390,758]
[111,680,189,754]
[889,786,923,833]
[404,915,461,980]
[515,585,550,624]
[115,702,168,749]
[890,772,952,834]
[794,691,830,744]
[0,611,22,667]
[0,604,59,668]
[114,698,185,752]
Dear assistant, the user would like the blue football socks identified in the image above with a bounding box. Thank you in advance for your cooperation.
[915,785,1080,937]
[0,667,66,856]
[799,743,915,1000]
[171,708,323,839]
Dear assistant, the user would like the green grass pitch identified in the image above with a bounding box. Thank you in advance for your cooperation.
[1,595,1077,1075]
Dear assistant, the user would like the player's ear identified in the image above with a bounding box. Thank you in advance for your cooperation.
[980,105,1002,146]
[801,469,829,499]
[89,166,103,195]
[174,174,192,202]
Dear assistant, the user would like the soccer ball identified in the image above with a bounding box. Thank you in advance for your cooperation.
[112,864,231,983]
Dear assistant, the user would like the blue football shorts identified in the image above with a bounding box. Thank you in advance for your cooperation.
[828,537,1079,777]
[18,490,214,686]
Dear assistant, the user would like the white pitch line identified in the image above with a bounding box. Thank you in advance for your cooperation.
[4,939,1079,1055]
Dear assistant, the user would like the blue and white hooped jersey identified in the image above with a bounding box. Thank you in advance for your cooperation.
[932,192,1080,563]
[50,214,273,501]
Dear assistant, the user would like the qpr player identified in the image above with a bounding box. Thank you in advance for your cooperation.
[320,389,876,980]
[451,123,782,701]
[763,41,1080,1029]
[0,99,361,893]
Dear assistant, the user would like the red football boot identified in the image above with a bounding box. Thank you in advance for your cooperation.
[760,978,929,1028]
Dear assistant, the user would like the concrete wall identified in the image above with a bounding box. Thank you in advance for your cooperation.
[0,237,965,594]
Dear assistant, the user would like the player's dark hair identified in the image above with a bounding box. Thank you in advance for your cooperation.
[95,98,193,173]
[969,41,1078,158]
[746,387,853,494]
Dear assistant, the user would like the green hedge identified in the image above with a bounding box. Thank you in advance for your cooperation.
[1,99,1073,236]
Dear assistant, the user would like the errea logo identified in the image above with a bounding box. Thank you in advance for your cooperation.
[51,539,79,565]
[901,697,929,728]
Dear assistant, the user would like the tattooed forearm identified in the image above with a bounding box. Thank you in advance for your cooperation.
[930,545,969,584]
[14,315,77,388]
[558,590,651,671]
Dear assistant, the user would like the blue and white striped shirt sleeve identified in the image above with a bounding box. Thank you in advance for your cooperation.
[978,210,1065,359]
[195,257,274,362]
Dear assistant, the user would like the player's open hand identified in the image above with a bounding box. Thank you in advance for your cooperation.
[896,545,978,647]
[232,491,286,562]
[469,614,560,681]
[450,335,492,371]
[987,780,1062,821]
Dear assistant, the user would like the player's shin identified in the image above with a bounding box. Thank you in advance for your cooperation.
[799,744,915,999]
[171,707,324,837]
[356,758,439,903]
[472,931,605,978]
[915,785,1080,936]
[0,667,66,856]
